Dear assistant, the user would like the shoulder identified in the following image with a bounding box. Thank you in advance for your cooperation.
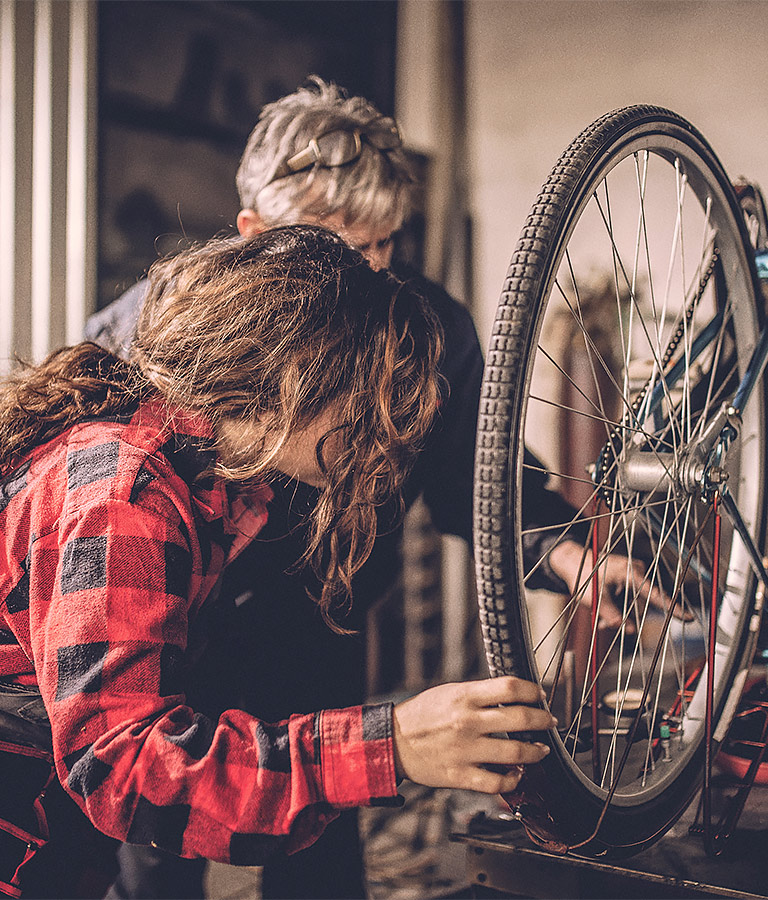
[0,412,181,564]
[84,280,149,358]
[391,262,474,329]
[40,409,179,517]
[390,262,483,379]
[22,403,213,522]
[391,263,481,350]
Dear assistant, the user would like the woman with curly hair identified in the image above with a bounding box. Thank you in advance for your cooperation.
[0,225,553,897]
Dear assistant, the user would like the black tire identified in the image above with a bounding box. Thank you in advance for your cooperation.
[474,106,767,857]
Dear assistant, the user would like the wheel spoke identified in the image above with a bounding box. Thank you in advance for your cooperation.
[475,107,763,854]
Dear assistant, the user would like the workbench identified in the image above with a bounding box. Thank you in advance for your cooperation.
[456,775,768,899]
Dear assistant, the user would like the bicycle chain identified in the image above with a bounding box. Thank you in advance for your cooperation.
[595,248,720,502]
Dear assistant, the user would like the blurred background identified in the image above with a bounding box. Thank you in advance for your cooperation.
[5,0,768,364]
[2,2,768,896]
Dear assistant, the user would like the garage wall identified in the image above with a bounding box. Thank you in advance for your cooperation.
[462,0,768,346]
[395,0,768,671]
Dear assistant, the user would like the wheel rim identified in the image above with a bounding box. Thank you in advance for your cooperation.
[513,127,764,806]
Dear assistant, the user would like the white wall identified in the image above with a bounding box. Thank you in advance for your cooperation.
[464,0,768,346]
[395,0,768,673]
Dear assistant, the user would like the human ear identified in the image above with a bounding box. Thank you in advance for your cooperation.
[237,208,267,237]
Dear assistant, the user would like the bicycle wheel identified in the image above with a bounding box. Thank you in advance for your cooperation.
[474,105,767,857]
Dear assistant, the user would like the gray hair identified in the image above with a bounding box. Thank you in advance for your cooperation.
[236,77,416,230]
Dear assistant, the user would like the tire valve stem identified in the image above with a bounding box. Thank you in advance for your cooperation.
[660,722,672,762]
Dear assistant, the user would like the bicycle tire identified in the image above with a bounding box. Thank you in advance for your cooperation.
[474,105,767,857]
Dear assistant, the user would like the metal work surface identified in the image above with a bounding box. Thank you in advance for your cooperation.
[456,777,768,899]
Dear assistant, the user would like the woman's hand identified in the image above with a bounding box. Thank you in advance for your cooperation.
[548,539,683,629]
[392,676,556,794]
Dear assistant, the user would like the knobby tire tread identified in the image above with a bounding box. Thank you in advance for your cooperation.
[473,105,765,855]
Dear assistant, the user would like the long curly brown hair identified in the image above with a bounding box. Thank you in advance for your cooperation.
[0,344,146,472]
[0,226,444,631]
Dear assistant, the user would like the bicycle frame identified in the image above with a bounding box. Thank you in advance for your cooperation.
[618,242,768,595]
[637,213,768,857]
[574,182,768,856]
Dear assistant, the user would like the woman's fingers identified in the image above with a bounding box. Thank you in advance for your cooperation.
[467,763,529,795]
[456,738,551,794]
[461,674,546,709]
[392,677,555,791]
[479,705,556,736]
[472,736,551,766]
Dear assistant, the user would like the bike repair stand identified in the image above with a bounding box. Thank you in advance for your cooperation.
[455,791,768,900]
[688,648,768,857]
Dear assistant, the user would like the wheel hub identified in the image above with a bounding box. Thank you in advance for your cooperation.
[598,403,741,501]
[616,447,728,496]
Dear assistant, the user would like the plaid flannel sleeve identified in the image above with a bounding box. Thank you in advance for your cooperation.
[28,479,399,864]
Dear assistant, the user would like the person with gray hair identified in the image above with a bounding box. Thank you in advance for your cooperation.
[88,78,415,355]
[236,77,412,260]
[86,77,655,899]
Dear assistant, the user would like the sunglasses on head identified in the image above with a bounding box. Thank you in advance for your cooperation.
[265,118,402,186]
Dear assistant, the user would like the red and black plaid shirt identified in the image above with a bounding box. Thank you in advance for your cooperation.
[0,400,398,864]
